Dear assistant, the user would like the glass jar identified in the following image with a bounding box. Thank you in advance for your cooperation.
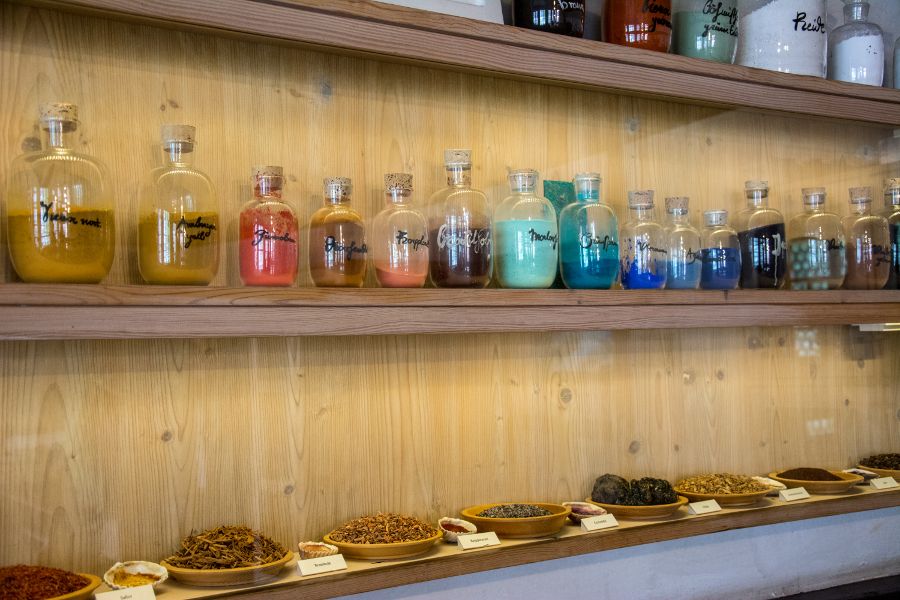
[735,180,786,289]
[494,169,559,289]
[138,124,219,285]
[427,149,492,288]
[513,0,585,37]
[882,178,900,289]
[664,196,702,289]
[239,166,298,287]
[843,187,890,290]
[700,209,741,289]
[6,103,115,283]
[558,173,619,289]
[787,187,846,290]
[309,177,368,287]
[371,173,429,288]
[827,0,884,86]
[736,0,827,77]
[604,0,673,52]
[673,0,739,63]
[621,190,667,289]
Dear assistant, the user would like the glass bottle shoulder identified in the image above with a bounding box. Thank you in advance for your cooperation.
[832,20,882,42]
[704,226,739,247]
[12,147,109,183]
[559,200,616,223]
[881,206,900,225]
[843,212,888,233]
[311,203,364,225]
[429,185,489,212]
[495,193,556,221]
[240,196,296,216]
[802,211,843,238]
[737,205,784,230]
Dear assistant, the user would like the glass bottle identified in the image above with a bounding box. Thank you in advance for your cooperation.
[427,149,492,288]
[843,187,890,290]
[372,173,429,288]
[827,0,884,86]
[736,0,827,77]
[604,0,673,52]
[138,124,219,285]
[672,0,739,63]
[787,187,846,290]
[700,209,741,290]
[736,180,786,289]
[309,177,368,287]
[6,102,115,283]
[620,190,667,289]
[883,178,900,289]
[513,0,585,38]
[558,173,619,289]
[664,196,702,289]
[239,165,298,287]
[494,169,559,289]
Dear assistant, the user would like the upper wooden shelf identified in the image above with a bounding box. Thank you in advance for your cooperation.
[33,0,900,126]
[2,284,900,339]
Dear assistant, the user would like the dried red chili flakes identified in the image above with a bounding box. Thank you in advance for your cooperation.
[0,564,89,600]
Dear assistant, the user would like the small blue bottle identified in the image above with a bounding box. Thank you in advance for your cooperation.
[700,209,741,290]
[559,173,619,289]
[621,190,667,289]
[664,196,701,289]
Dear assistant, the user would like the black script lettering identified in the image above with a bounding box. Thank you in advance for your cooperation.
[580,234,618,251]
[636,239,668,255]
[528,228,559,250]
[793,12,825,33]
[325,236,368,259]
[395,230,429,251]
[252,227,296,247]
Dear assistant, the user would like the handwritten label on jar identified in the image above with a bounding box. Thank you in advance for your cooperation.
[96,585,156,600]
[252,227,296,247]
[703,0,738,37]
[297,554,348,576]
[39,201,104,228]
[436,225,491,253]
[642,0,672,32]
[324,236,368,259]
[688,500,722,515]
[792,12,825,34]
[395,230,428,251]
[580,514,619,531]
[176,216,216,248]
[457,531,501,550]
[870,477,899,490]
[528,228,559,249]
[779,487,810,502]
[580,234,618,251]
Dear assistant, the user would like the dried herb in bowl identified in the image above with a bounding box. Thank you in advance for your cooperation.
[477,504,552,518]
[676,473,768,495]
[860,453,900,470]
[329,513,438,544]
[164,525,286,570]
[0,565,89,600]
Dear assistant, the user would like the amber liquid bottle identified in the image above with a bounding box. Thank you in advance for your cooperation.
[604,0,673,52]
[309,177,368,287]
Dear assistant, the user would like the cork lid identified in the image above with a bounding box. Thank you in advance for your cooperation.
[802,187,826,205]
[384,172,412,191]
[745,180,769,190]
[444,149,471,167]
[508,168,537,192]
[628,190,654,208]
[849,186,873,203]
[253,165,283,179]
[665,196,689,214]
[324,176,352,198]
[885,178,900,190]
[704,209,728,227]
[160,124,196,145]
[39,102,78,123]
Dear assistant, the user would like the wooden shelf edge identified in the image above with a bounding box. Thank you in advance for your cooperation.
[24,0,900,126]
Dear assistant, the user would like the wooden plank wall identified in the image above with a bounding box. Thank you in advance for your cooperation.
[0,3,898,575]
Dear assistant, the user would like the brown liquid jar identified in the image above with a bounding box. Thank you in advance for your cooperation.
[308,177,368,287]
[604,0,673,52]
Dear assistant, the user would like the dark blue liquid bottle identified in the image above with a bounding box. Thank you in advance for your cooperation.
[736,181,786,289]
[701,209,741,290]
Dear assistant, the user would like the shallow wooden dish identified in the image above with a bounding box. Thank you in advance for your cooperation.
[674,487,771,507]
[585,495,688,519]
[460,503,570,538]
[858,464,900,479]
[323,531,441,560]
[161,550,292,587]
[50,574,102,600]
[770,471,863,494]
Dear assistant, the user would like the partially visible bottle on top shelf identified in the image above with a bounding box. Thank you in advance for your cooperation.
[513,0,585,38]
[620,190,667,290]
[736,180,786,289]
[843,186,890,290]
[309,177,368,288]
[827,0,884,86]
[735,0,827,77]
[604,0,673,52]
[558,172,619,289]
[672,0,738,63]
[663,196,701,289]
[883,178,900,289]
[700,209,741,290]
[786,187,846,290]
[372,173,429,288]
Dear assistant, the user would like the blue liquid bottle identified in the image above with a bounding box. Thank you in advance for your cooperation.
[494,169,559,288]
[621,190,667,289]
[664,196,701,289]
[700,209,741,289]
[558,172,619,289]
[882,178,900,289]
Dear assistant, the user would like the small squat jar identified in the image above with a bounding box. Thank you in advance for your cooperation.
[828,0,884,86]
[700,210,741,290]
[736,0,827,77]
[371,173,430,288]
[842,187,890,290]
[882,178,900,289]
[604,0,673,52]
[672,0,739,63]
[309,177,368,288]
[239,166,299,286]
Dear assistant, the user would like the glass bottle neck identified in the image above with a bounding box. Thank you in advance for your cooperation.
[256,180,283,200]
[42,121,76,150]
[844,1,868,23]
[386,189,412,205]
[446,166,472,188]
[850,202,872,215]
[746,191,769,208]
[803,203,825,213]
[164,142,195,167]
[630,206,655,220]
[886,191,900,208]
[668,212,689,224]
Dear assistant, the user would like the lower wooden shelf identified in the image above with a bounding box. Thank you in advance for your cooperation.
[2,285,900,339]
[94,487,900,599]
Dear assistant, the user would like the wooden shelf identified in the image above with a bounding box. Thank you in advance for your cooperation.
[32,0,900,126]
[2,284,900,339]
[92,487,900,600]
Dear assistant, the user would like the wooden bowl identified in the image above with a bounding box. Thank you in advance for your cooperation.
[858,464,900,479]
[50,574,102,600]
[674,487,771,507]
[769,471,863,494]
[585,496,688,519]
[161,550,292,587]
[460,503,570,538]
[323,531,441,560]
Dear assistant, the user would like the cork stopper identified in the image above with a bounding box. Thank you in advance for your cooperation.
[384,172,413,192]
[885,178,900,206]
[444,149,471,167]
[628,190,654,208]
[745,180,769,191]
[885,178,900,191]
[324,176,352,200]
[253,165,283,180]
[39,102,78,124]
[849,186,873,204]
[665,196,690,215]
[160,124,196,145]
[508,169,537,193]
[704,209,728,227]
[802,187,826,206]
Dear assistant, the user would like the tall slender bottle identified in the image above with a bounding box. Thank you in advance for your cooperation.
[736,180,786,289]
[620,190,667,289]
[494,169,559,289]
[787,188,846,290]
[239,166,298,287]
[138,124,219,285]
[883,178,900,289]
[6,102,115,283]
[843,186,890,289]
[427,149,492,288]
[700,209,741,290]
[372,173,429,288]
[558,173,619,289]
[664,196,701,289]
[309,177,367,287]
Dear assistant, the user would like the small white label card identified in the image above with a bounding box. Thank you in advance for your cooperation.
[297,554,348,577]
[688,500,722,515]
[779,487,810,502]
[870,476,899,490]
[457,531,501,550]
[96,585,156,600]
[580,514,619,532]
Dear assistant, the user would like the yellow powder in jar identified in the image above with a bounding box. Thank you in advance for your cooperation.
[138,210,220,284]
[112,570,160,587]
